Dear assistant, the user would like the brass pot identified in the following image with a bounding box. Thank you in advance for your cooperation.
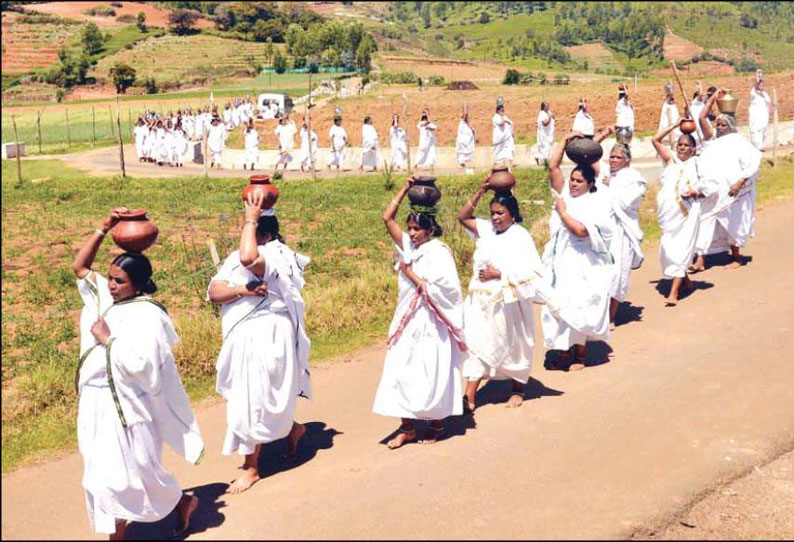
[716,89,739,116]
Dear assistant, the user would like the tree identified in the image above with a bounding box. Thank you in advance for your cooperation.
[110,63,136,94]
[273,49,287,73]
[503,69,521,85]
[81,22,104,56]
[479,11,491,24]
[136,11,147,32]
[168,9,199,35]
[355,33,376,73]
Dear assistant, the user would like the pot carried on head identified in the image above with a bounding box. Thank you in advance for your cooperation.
[486,167,516,191]
[242,174,279,209]
[112,209,159,253]
[408,176,441,208]
[716,89,739,117]
[680,117,697,135]
[565,136,603,165]
[615,126,633,145]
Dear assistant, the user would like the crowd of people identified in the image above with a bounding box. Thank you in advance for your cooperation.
[75,74,769,539]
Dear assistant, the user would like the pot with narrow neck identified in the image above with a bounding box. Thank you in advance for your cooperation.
[408,176,441,207]
[112,209,159,253]
[242,175,279,209]
[716,89,739,116]
[486,167,516,191]
[680,117,697,134]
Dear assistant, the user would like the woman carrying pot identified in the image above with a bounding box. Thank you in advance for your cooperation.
[458,182,553,410]
[374,178,465,449]
[208,192,311,494]
[541,135,615,370]
[72,209,203,540]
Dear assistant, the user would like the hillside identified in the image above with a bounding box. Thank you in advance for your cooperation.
[1,12,81,75]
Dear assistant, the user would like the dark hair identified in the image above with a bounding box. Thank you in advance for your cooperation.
[111,252,157,294]
[490,191,523,223]
[256,215,285,244]
[406,212,443,237]
[572,164,598,193]
[678,133,697,148]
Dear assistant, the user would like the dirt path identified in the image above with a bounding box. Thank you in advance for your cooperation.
[3,197,794,539]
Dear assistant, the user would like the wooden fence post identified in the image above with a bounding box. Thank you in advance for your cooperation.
[65,108,71,149]
[91,106,96,147]
[12,115,23,186]
[36,110,42,154]
[108,105,115,138]
[116,98,126,178]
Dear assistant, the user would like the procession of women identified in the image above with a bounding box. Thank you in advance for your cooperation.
[76,73,766,539]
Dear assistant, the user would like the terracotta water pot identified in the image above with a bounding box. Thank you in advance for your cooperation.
[565,136,603,165]
[486,167,516,191]
[680,118,697,135]
[112,209,158,253]
[408,176,441,207]
[716,89,738,116]
[242,175,279,209]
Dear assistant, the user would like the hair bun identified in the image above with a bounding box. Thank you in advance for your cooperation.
[143,279,157,294]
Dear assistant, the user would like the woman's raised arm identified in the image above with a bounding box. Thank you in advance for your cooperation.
[383,178,412,245]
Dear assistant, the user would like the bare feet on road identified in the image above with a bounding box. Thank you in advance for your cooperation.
[229,467,260,495]
[174,493,199,536]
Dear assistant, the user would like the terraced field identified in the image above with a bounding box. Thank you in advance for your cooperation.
[1,12,80,75]
[94,34,282,85]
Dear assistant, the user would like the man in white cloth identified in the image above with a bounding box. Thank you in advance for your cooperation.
[600,142,647,326]
[542,135,615,371]
[694,90,762,270]
[243,119,260,171]
[72,209,204,539]
[274,114,296,172]
[133,117,148,162]
[360,115,379,172]
[375,179,464,448]
[572,98,595,137]
[493,104,515,167]
[535,101,555,165]
[208,192,311,494]
[328,116,348,171]
[207,115,227,169]
[458,185,555,409]
[389,114,408,171]
[615,84,635,143]
[456,111,476,171]
[299,117,318,172]
[415,109,438,170]
[658,83,681,150]
[748,76,771,151]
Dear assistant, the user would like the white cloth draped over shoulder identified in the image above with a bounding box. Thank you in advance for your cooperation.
[389,126,408,168]
[361,123,379,168]
[541,190,614,350]
[415,120,437,168]
[492,113,515,163]
[210,242,312,456]
[462,219,555,384]
[76,273,204,534]
[695,132,761,252]
[657,156,704,278]
[373,234,464,420]
[572,110,595,137]
[328,124,348,167]
[602,166,647,301]
[456,120,476,164]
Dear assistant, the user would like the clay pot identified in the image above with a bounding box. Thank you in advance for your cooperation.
[486,167,516,191]
[242,175,279,209]
[408,176,441,207]
[615,126,634,145]
[716,89,739,116]
[680,117,697,135]
[565,136,603,165]
[112,209,158,253]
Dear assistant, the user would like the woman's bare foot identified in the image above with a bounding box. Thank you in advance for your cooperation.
[228,468,260,494]
[568,362,586,372]
[664,297,678,307]
[506,393,524,408]
[725,259,742,269]
[285,422,306,458]
[550,350,572,370]
[419,424,444,444]
[174,493,199,536]
[462,396,476,414]
[387,429,416,450]
[109,520,127,541]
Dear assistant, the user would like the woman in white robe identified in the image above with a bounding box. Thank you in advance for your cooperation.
[541,136,615,371]
[208,193,311,494]
[748,80,771,151]
[374,179,464,448]
[535,102,555,165]
[694,91,762,270]
[207,116,227,169]
[415,110,437,170]
[133,118,147,161]
[652,120,705,306]
[72,209,203,539]
[492,105,515,167]
[600,142,647,324]
[389,114,408,171]
[143,122,156,162]
[243,120,260,171]
[456,113,476,169]
[328,117,348,171]
[164,122,176,167]
[274,116,296,171]
[360,115,379,172]
[299,120,318,172]
[458,185,553,410]
[173,123,188,167]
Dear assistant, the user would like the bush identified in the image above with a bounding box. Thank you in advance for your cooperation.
[735,57,759,73]
[168,9,199,36]
[378,70,417,84]
[116,13,135,23]
[84,5,116,17]
[427,74,446,86]
[110,1,122,6]
[479,12,491,24]
[142,76,158,94]
[55,89,65,102]
[503,68,521,85]
[136,11,147,32]
[553,73,570,85]
[109,62,136,94]
[273,49,287,74]
[307,60,319,73]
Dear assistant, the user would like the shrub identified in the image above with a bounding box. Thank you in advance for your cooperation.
[84,5,116,17]
[81,22,104,55]
[142,76,158,94]
[378,70,417,84]
[116,13,135,23]
[479,11,491,24]
[273,49,287,73]
[168,9,199,36]
[136,11,147,32]
[503,69,520,85]
[109,63,136,94]
[427,74,446,86]
[553,73,570,85]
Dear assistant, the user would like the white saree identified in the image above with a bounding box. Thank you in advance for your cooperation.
[456,120,476,165]
[415,121,437,168]
[657,157,702,278]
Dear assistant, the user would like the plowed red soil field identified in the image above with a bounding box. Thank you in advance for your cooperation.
[25,1,214,29]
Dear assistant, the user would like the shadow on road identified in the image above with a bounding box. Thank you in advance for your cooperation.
[615,301,644,327]
[543,341,614,371]
[258,421,341,478]
[475,377,564,408]
[125,482,227,540]
[651,278,714,301]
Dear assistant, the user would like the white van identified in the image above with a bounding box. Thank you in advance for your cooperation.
[257,93,294,119]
